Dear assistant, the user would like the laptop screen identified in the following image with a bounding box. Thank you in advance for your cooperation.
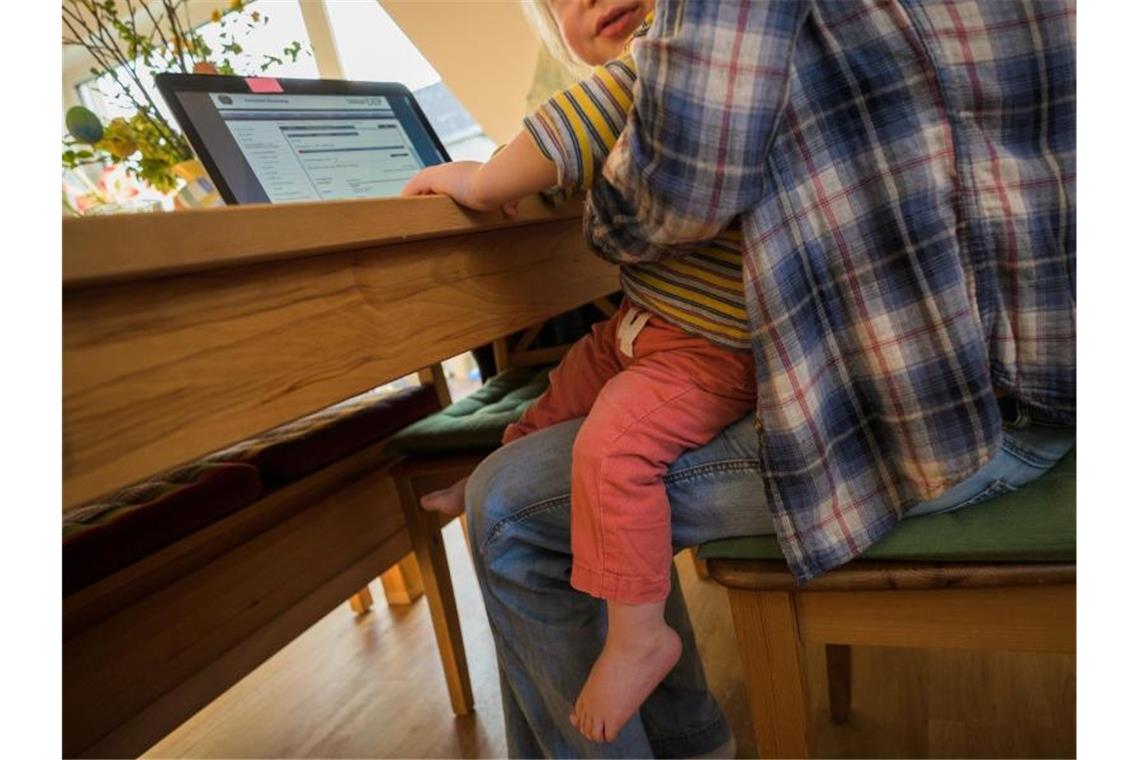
[157,75,449,204]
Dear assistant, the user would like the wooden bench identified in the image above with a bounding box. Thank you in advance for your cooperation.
[62,381,477,757]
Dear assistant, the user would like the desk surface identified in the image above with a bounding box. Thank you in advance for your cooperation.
[63,194,581,285]
[63,196,617,508]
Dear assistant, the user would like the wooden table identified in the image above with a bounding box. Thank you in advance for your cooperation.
[64,194,616,509]
[62,196,618,757]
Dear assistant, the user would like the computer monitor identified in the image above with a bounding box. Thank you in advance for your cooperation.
[155,73,450,205]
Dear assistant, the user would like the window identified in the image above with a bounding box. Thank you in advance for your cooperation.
[323,1,496,162]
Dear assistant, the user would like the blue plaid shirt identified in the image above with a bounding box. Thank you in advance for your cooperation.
[586,0,1076,582]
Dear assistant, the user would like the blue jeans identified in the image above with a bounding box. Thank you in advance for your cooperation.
[465,417,1074,758]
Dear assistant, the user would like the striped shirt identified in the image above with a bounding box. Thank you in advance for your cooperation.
[523,42,750,351]
[586,0,1076,583]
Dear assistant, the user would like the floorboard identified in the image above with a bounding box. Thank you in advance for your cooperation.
[144,525,1075,758]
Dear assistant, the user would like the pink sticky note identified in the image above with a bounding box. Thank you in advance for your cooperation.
[245,77,284,93]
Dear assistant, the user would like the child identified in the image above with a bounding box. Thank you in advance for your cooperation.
[401,0,754,745]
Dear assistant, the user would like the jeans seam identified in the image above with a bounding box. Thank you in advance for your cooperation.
[1002,435,1060,469]
[955,479,1015,509]
[664,459,759,483]
[479,494,569,554]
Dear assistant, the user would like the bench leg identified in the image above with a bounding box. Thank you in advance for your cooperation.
[347,585,373,615]
[380,552,425,605]
[825,643,852,724]
[726,588,811,758]
[395,471,474,716]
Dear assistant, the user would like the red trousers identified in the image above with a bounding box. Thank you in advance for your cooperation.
[502,300,756,604]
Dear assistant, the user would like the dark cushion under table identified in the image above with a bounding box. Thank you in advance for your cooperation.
[62,461,265,596]
[207,384,440,487]
[63,384,441,595]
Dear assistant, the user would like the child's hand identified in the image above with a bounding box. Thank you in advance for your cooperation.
[401,162,518,216]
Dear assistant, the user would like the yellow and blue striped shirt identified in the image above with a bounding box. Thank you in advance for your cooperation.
[523,48,749,351]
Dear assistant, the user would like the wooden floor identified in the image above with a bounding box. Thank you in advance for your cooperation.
[144,523,1075,758]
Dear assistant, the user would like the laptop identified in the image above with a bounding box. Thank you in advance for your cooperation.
[155,73,451,205]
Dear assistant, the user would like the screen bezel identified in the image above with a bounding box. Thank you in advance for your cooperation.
[154,73,452,205]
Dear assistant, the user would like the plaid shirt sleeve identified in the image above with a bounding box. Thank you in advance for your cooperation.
[585,1,809,264]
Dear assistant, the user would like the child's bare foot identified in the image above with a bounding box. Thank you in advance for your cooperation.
[569,601,681,743]
[419,477,468,516]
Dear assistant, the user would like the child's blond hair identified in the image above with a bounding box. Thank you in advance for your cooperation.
[519,1,592,77]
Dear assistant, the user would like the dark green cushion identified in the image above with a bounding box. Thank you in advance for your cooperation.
[698,450,1075,563]
[387,366,553,456]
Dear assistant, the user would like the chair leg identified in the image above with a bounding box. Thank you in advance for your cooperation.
[347,585,373,615]
[394,468,474,716]
[380,552,425,605]
[457,512,471,554]
[688,547,710,579]
[825,643,852,724]
[726,588,811,758]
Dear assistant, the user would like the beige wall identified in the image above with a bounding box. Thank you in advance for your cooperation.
[380,0,539,144]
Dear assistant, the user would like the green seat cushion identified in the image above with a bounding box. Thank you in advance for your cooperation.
[698,450,1075,563]
[387,366,553,456]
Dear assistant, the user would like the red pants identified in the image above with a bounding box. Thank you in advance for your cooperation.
[502,300,756,604]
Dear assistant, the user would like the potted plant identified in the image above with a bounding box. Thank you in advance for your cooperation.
[62,0,307,206]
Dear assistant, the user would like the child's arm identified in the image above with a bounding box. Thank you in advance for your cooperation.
[401,131,557,213]
[403,52,637,212]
